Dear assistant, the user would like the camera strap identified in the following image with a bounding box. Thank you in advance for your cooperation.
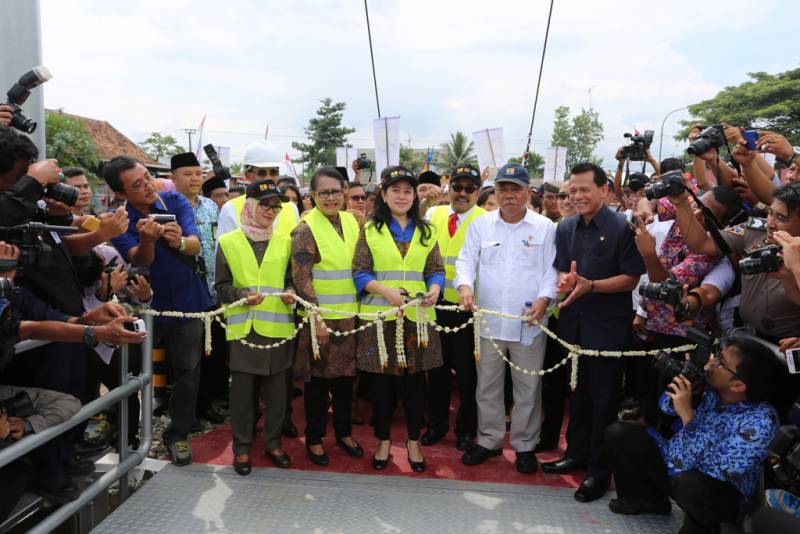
[156,238,211,299]
[683,186,733,257]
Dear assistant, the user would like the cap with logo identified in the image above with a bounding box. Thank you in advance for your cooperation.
[494,163,530,187]
[380,165,418,188]
[246,179,289,202]
[450,165,481,186]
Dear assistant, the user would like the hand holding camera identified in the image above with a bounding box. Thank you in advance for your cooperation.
[161,221,183,249]
[128,274,152,302]
[0,104,12,128]
[666,373,695,425]
[136,217,164,243]
[82,301,127,325]
[97,207,129,241]
[27,159,62,187]
[95,315,147,345]
[757,131,794,161]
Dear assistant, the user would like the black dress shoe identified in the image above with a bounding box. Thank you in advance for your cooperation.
[420,429,445,446]
[609,497,671,515]
[541,457,587,474]
[455,435,474,452]
[233,458,251,476]
[266,450,291,469]
[515,450,539,474]
[282,421,299,438]
[461,444,503,466]
[336,438,364,458]
[372,454,392,470]
[574,476,609,503]
[199,407,227,425]
[306,446,329,467]
[405,441,426,473]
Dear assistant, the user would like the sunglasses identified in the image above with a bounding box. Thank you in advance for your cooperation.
[450,183,478,194]
[556,193,568,199]
[349,194,368,201]
[249,167,277,178]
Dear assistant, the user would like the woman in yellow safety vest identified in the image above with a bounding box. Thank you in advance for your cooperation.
[352,166,444,473]
[215,179,297,476]
[291,167,363,467]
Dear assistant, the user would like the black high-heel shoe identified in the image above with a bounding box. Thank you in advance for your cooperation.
[372,442,392,470]
[406,440,426,473]
[233,456,251,476]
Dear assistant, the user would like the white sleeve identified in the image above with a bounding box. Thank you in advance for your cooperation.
[217,201,238,237]
[537,220,558,301]
[424,207,435,222]
[702,257,735,295]
[454,217,482,292]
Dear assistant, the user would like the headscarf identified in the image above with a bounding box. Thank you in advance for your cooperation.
[240,197,273,242]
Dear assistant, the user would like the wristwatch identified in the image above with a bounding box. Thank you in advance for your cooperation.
[178,237,187,252]
[83,326,98,348]
[779,148,800,167]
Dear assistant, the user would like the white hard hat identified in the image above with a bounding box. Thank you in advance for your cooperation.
[243,141,282,168]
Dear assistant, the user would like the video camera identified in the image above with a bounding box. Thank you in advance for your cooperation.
[356,153,372,170]
[621,130,654,161]
[203,144,232,183]
[639,275,683,308]
[652,327,715,386]
[3,66,52,134]
[0,391,34,418]
[687,124,727,157]
[768,425,800,493]
[739,245,783,275]
[0,223,78,270]
[644,169,685,200]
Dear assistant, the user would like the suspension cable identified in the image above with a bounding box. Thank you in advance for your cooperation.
[364,0,382,118]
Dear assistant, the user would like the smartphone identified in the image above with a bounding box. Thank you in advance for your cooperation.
[123,319,147,333]
[787,348,800,374]
[149,214,176,224]
[742,130,758,151]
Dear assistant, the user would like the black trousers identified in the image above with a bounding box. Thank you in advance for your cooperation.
[370,371,426,441]
[90,344,142,441]
[539,316,569,446]
[196,316,229,413]
[606,421,741,533]
[0,461,31,523]
[304,375,354,445]
[565,356,625,480]
[153,319,203,445]
[425,308,477,438]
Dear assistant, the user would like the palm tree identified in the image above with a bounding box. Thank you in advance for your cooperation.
[434,131,477,171]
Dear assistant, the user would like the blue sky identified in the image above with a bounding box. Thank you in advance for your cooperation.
[38,0,798,170]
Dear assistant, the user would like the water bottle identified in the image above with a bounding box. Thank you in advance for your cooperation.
[520,301,535,346]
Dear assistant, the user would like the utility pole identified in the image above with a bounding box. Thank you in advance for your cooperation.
[183,128,197,152]
[658,106,689,162]
[588,85,595,110]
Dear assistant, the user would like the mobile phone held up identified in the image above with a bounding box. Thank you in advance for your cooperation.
[786,348,800,374]
[123,319,147,334]
[742,130,758,151]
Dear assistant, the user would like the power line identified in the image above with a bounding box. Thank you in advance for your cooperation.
[364,0,381,118]
[522,0,555,166]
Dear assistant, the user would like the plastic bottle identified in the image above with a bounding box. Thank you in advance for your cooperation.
[520,301,535,346]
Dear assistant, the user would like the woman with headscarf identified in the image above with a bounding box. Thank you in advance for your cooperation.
[215,179,297,476]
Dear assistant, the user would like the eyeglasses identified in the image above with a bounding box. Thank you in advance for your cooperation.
[257,201,283,212]
[556,193,568,199]
[707,350,744,381]
[349,194,367,202]
[316,189,343,199]
[248,167,277,178]
[450,183,478,194]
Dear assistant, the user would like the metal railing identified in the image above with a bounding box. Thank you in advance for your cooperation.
[0,313,154,533]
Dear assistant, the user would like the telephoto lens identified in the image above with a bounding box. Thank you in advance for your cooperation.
[739,245,783,275]
[652,351,705,385]
[45,182,79,206]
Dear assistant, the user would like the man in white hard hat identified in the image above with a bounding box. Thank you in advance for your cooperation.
[217,141,300,237]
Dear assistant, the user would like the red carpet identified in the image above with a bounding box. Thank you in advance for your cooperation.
[187,391,582,489]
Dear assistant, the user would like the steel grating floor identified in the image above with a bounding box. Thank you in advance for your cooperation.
[91,463,683,533]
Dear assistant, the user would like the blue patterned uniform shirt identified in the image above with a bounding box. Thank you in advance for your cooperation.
[192,195,219,301]
[647,388,779,500]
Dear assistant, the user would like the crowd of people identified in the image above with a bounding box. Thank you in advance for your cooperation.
[2,102,800,532]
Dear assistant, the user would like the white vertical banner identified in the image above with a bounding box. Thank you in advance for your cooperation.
[544,146,568,181]
[336,147,361,180]
[373,116,401,173]
[472,128,505,171]
[215,146,231,167]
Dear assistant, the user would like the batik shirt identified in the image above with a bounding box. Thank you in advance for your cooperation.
[193,195,219,301]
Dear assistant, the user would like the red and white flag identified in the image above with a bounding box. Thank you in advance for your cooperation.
[194,114,207,159]
[285,153,298,180]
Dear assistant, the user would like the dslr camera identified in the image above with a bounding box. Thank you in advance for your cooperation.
[767,424,800,492]
[0,223,78,270]
[621,130,654,161]
[148,214,176,225]
[739,245,783,275]
[44,182,79,207]
[687,124,726,157]
[4,66,52,134]
[639,275,683,308]
[203,144,232,183]
[644,169,686,200]
[356,153,372,170]
[652,327,715,386]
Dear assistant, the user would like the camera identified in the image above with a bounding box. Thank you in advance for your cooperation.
[0,391,34,418]
[45,182,79,207]
[639,275,683,307]
[767,425,800,492]
[123,318,146,333]
[356,153,372,170]
[739,245,783,275]
[644,169,686,200]
[0,223,78,270]
[203,144,232,183]
[4,66,52,134]
[687,124,726,157]
[621,130,654,161]
[148,214,176,225]
[126,266,151,285]
[652,327,715,386]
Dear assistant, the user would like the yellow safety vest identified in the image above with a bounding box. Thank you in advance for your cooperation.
[361,222,436,323]
[231,194,298,235]
[429,205,486,303]
[218,228,294,340]
[302,208,360,320]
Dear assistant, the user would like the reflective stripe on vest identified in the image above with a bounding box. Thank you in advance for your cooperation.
[302,208,360,320]
[231,194,298,235]
[361,223,435,323]
[429,205,486,303]
[218,228,294,340]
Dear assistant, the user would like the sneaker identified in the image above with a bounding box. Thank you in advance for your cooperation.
[85,419,117,445]
[36,479,80,509]
[65,456,95,477]
[169,440,193,466]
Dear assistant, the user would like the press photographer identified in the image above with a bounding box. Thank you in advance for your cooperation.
[605,336,780,533]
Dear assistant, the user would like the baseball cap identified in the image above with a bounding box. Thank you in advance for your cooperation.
[380,166,418,188]
[624,172,649,192]
[418,170,441,187]
[495,163,529,187]
[450,165,481,186]
[246,179,288,202]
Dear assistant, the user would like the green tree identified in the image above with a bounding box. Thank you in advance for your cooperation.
[139,132,186,161]
[434,131,477,170]
[230,162,243,175]
[508,151,545,178]
[399,145,428,173]
[677,68,800,144]
[292,98,355,177]
[45,112,102,181]
[550,106,605,171]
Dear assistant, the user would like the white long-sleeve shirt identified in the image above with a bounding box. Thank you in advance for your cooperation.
[454,209,558,342]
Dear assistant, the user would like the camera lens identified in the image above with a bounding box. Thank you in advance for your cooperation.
[45,183,79,206]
